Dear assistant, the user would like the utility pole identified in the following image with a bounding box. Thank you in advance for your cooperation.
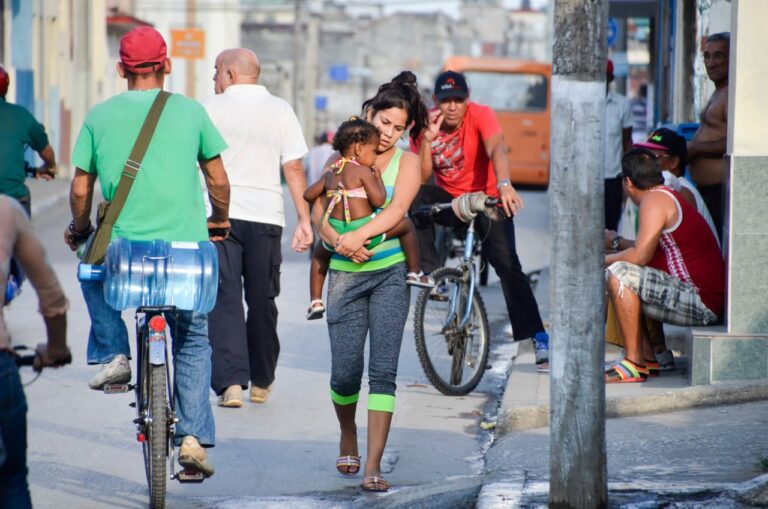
[549,0,609,507]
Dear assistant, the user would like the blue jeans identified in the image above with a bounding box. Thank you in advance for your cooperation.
[81,281,216,446]
[0,351,32,509]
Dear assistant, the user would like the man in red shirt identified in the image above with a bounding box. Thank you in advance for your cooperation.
[412,70,550,371]
[604,149,724,383]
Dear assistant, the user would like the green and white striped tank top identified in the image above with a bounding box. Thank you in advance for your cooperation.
[329,148,407,272]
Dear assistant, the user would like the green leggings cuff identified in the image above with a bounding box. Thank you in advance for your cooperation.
[330,388,359,406]
[367,393,395,413]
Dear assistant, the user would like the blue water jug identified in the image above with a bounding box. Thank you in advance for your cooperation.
[78,239,218,313]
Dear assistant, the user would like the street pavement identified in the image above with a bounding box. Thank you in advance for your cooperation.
[8,180,549,508]
[15,179,766,508]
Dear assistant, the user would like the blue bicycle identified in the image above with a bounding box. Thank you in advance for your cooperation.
[412,197,496,396]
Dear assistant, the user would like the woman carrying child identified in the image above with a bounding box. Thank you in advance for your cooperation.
[303,117,432,320]
[311,71,429,492]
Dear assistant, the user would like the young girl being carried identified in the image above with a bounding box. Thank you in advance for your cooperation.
[303,117,433,320]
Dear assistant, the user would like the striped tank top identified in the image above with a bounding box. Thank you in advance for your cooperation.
[329,148,407,272]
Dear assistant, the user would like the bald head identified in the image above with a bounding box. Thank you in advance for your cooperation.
[213,48,261,94]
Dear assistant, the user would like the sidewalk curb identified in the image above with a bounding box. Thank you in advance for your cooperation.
[497,376,768,434]
[350,475,483,509]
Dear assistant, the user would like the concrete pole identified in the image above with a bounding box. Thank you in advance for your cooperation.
[549,0,609,507]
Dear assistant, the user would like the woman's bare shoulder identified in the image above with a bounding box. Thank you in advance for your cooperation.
[399,149,419,164]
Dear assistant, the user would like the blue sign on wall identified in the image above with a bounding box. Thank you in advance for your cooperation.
[607,18,619,48]
[315,95,328,111]
[329,65,349,83]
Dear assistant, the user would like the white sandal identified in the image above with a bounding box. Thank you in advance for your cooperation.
[406,271,436,288]
[306,299,326,320]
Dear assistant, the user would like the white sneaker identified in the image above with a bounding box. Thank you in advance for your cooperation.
[88,354,131,390]
[178,436,215,477]
[217,385,244,408]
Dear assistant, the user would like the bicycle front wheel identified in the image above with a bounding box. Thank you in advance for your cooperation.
[414,267,490,396]
[143,363,168,509]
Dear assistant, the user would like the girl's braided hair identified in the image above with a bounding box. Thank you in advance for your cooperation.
[332,116,380,154]
[362,71,429,143]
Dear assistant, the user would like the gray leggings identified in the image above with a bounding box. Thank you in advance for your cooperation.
[326,263,409,407]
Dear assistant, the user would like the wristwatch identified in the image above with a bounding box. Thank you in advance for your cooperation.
[610,235,622,251]
[497,179,511,190]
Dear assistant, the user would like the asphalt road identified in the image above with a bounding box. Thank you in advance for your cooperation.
[8,188,549,508]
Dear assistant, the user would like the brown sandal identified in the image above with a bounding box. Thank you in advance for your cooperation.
[336,455,361,476]
[361,475,390,492]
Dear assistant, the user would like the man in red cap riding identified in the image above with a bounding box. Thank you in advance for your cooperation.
[64,26,230,477]
[0,63,58,216]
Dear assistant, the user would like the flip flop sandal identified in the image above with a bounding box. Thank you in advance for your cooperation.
[361,475,390,492]
[605,359,648,383]
[306,299,326,320]
[406,271,436,289]
[336,455,361,476]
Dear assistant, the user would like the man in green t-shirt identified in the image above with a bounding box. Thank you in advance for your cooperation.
[63,27,230,478]
[0,63,58,216]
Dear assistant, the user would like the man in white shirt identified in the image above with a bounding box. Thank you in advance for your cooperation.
[203,48,312,408]
[603,59,633,231]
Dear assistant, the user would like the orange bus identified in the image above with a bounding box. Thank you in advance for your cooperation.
[442,57,551,188]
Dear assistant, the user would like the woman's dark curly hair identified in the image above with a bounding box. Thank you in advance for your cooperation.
[332,116,380,154]
[361,71,429,143]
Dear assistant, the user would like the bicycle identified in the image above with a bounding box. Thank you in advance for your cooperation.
[78,239,217,509]
[98,305,205,509]
[412,197,497,396]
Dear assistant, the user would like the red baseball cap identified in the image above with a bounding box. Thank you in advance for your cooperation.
[120,26,167,74]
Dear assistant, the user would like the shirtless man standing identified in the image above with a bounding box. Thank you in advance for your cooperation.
[688,32,729,240]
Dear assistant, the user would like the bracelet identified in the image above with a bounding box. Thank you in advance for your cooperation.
[610,235,622,251]
[68,220,93,242]
[497,179,511,190]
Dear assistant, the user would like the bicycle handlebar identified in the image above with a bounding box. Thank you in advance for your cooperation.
[12,345,72,369]
[415,197,500,217]
[15,353,36,367]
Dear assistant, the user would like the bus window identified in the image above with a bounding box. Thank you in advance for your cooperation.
[464,72,548,112]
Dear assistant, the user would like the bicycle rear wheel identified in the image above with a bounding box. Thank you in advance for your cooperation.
[143,362,168,509]
[414,267,490,395]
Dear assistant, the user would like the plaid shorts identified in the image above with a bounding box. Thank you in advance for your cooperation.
[606,261,718,326]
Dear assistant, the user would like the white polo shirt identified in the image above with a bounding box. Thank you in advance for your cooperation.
[603,90,633,179]
[202,84,308,227]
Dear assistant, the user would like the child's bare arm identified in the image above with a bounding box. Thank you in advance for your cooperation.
[304,174,328,203]
[359,166,387,208]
